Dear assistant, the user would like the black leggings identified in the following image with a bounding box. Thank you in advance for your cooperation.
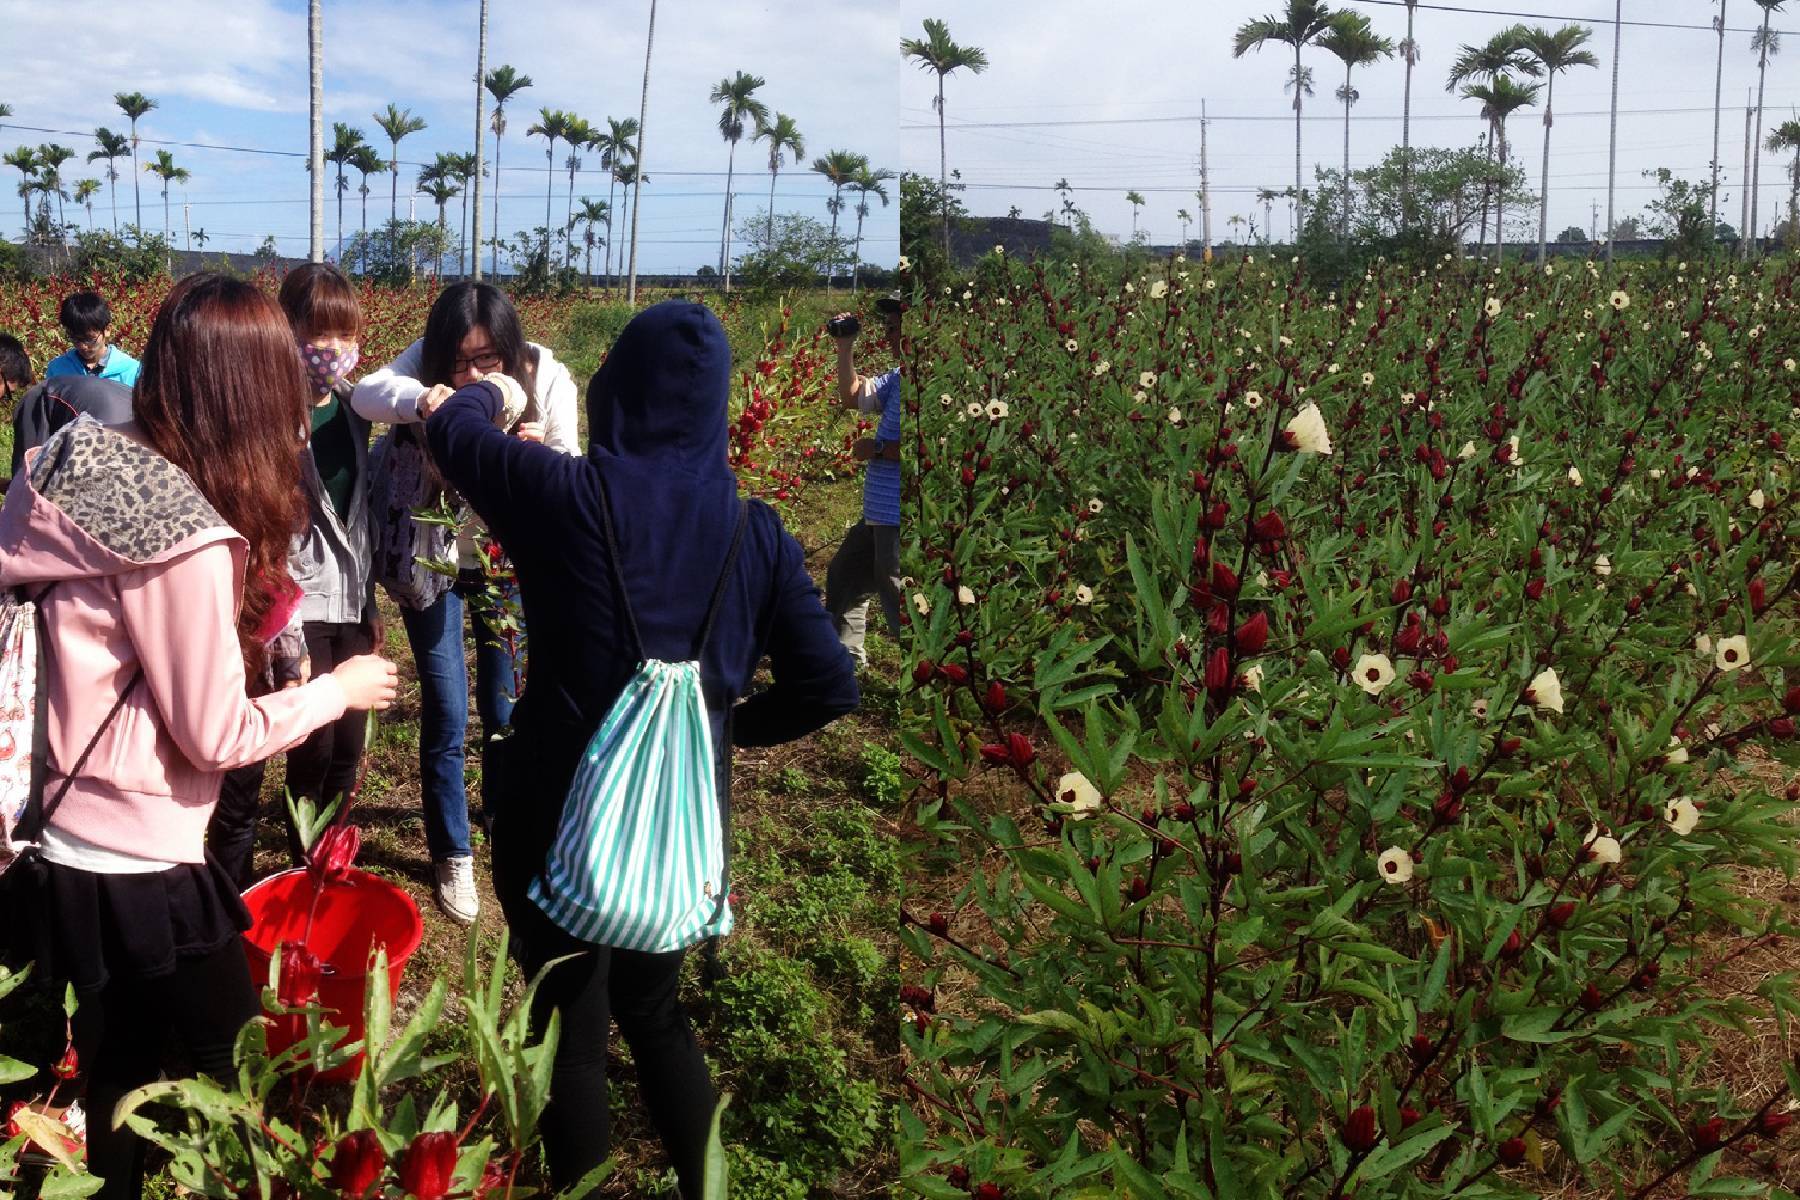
[489,775,717,1199]
[73,941,258,1200]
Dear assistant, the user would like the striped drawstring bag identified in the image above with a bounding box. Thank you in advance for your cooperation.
[529,483,749,952]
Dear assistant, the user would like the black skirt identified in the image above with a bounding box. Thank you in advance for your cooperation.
[17,856,250,994]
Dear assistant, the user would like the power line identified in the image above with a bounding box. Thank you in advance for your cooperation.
[1334,0,1792,35]
[901,104,1771,131]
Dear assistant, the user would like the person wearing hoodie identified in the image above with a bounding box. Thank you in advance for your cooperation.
[424,301,859,1199]
[0,274,398,1200]
[208,263,381,888]
[8,374,136,478]
[351,282,578,925]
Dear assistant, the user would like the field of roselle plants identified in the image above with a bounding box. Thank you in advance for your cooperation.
[900,252,1800,1198]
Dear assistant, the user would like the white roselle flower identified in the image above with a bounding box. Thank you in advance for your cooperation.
[1567,466,1584,487]
[1695,633,1712,656]
[1168,407,1184,425]
[1526,667,1564,714]
[912,592,931,616]
[1283,403,1334,455]
[1054,771,1103,817]
[1665,797,1700,836]
[1594,554,1612,577]
[1609,289,1631,310]
[1472,696,1490,719]
[1094,359,1112,376]
[957,585,976,606]
[1074,585,1094,606]
[1508,435,1525,468]
[1583,827,1622,866]
[1714,634,1750,672]
[1149,280,1169,299]
[1484,297,1502,317]
[1243,663,1264,693]
[1244,390,1264,409]
[1353,653,1397,696]
[986,399,1009,420]
[1663,736,1688,765]
[1087,497,1104,514]
[1459,440,1478,461]
[1749,488,1766,510]
[1377,847,1414,885]
[1139,370,1158,389]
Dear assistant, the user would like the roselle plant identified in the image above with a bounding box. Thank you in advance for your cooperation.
[901,252,1800,1197]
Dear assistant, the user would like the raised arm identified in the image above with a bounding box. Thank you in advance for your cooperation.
[426,379,581,551]
[733,515,860,746]
[350,338,429,425]
[119,543,349,770]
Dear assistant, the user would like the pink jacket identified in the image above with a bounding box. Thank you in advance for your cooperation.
[0,420,348,863]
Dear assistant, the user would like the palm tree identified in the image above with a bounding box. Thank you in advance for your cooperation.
[74,179,101,230]
[471,0,488,278]
[449,152,479,278]
[849,165,893,292]
[812,150,867,286]
[626,0,658,305]
[3,148,36,243]
[309,0,323,262]
[1748,0,1788,252]
[350,143,384,271]
[373,103,426,225]
[192,227,208,251]
[483,65,534,276]
[574,197,608,285]
[145,149,188,249]
[1400,0,1423,224]
[1459,75,1539,261]
[1257,186,1282,242]
[114,91,156,229]
[1517,24,1598,263]
[36,144,75,233]
[1125,189,1146,237]
[591,117,638,288]
[526,108,572,258]
[1768,117,1800,245]
[753,112,804,252]
[88,128,129,232]
[709,71,768,291]
[324,122,365,261]
[614,162,644,285]
[1446,28,1537,253]
[901,18,990,263]
[1233,0,1338,239]
[1321,12,1395,238]
[1712,1,1730,236]
[1177,206,1193,247]
[418,161,462,276]
[559,116,595,268]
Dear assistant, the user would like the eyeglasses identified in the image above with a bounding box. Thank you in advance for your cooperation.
[452,350,505,374]
[70,333,106,349]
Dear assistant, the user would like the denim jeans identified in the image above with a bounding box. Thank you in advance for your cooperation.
[398,572,519,860]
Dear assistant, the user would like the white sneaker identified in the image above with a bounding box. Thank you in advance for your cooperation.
[434,855,480,926]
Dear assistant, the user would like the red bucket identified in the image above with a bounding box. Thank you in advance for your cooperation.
[241,867,424,1082]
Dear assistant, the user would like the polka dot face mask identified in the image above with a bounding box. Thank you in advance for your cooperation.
[299,341,360,395]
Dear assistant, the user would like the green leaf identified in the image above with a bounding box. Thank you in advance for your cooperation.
[701,1093,731,1200]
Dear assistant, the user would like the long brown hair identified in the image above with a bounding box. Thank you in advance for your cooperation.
[134,274,308,677]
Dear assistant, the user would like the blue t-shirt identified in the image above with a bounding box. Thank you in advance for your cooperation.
[44,346,140,387]
[861,369,901,527]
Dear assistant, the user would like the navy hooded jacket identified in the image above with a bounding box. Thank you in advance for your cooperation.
[426,301,859,846]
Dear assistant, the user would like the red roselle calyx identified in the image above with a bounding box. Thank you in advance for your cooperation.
[1498,1137,1527,1166]
[1760,1111,1794,1136]
[1694,1117,1727,1148]
[278,943,325,1008]
[396,1132,459,1200]
[1007,733,1035,768]
[911,660,935,687]
[330,1131,387,1199]
[937,663,968,685]
[1234,611,1269,654]
[50,1047,78,1080]
[984,681,1007,712]
[308,822,361,885]
[1204,646,1233,695]
[1342,1105,1379,1152]
[1547,902,1577,929]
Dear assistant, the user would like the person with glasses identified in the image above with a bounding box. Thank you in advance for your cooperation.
[43,292,141,387]
[351,282,579,923]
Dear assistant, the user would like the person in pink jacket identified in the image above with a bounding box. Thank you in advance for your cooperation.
[0,274,398,1200]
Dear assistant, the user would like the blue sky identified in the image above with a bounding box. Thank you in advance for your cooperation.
[902,1,1800,247]
[0,0,899,272]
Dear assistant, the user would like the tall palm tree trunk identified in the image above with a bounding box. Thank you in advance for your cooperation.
[472,0,487,281]
[360,181,370,272]
[1341,65,1353,239]
[336,169,345,260]
[566,162,578,268]
[605,173,618,288]
[1402,4,1416,226]
[722,141,737,292]
[937,74,950,263]
[627,0,656,305]
[1478,130,1492,254]
[1496,121,1508,262]
[586,234,594,285]
[1605,0,1622,265]
[1711,0,1727,237]
[390,141,400,223]
[109,172,118,233]
[766,168,778,254]
[163,187,170,245]
[491,128,504,277]
[852,202,867,292]
[461,189,470,278]
[309,0,323,261]
[1749,4,1772,254]
[1293,43,1305,235]
[1537,76,1554,263]
[543,136,556,259]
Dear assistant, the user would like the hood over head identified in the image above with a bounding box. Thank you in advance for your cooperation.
[0,417,238,590]
[585,301,733,480]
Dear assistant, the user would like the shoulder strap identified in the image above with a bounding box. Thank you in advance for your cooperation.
[594,473,647,664]
[693,501,751,660]
[24,586,144,841]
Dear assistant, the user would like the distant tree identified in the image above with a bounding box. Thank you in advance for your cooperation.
[1233,0,1338,236]
[902,18,990,262]
[1610,215,1643,240]
[1321,11,1395,237]
[1516,23,1598,262]
[373,102,427,224]
[1125,189,1146,236]
[483,65,535,277]
[113,91,157,228]
[74,178,102,230]
[88,128,131,232]
[1640,167,1719,259]
[1555,223,1588,242]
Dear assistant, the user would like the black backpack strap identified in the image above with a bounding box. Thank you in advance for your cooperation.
[24,585,143,842]
[594,472,647,664]
[693,500,751,660]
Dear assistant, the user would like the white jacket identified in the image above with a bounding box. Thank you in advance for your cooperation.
[351,339,582,569]
[350,338,582,456]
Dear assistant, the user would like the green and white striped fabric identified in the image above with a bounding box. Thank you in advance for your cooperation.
[529,657,733,951]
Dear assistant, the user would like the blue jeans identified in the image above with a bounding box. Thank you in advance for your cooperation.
[399,573,519,860]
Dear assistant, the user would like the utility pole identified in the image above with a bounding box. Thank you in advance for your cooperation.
[308,0,323,262]
[1590,198,1599,241]
[1710,0,1726,236]
[471,0,488,280]
[1742,92,1753,256]
[1604,0,1621,266]
[183,201,191,253]
[626,0,656,305]
[1199,99,1213,262]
